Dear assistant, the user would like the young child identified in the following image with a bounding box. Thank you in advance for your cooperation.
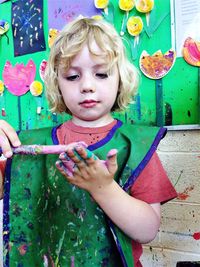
[0,17,177,267]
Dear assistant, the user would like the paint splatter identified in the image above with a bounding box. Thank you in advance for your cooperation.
[18,244,28,255]
[177,185,194,200]
[43,254,48,267]
[71,256,75,267]
[165,102,172,126]
[193,232,200,240]
[12,203,23,216]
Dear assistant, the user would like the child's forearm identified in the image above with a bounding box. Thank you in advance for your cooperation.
[91,180,161,243]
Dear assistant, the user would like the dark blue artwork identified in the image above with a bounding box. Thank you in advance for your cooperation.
[12,0,46,56]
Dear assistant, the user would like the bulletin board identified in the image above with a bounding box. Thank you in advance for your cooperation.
[0,0,199,131]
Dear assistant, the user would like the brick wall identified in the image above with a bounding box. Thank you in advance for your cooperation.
[141,130,200,267]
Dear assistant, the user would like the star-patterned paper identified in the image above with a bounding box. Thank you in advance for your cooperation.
[12,0,46,56]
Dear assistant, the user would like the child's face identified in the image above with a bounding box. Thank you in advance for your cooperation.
[57,41,119,126]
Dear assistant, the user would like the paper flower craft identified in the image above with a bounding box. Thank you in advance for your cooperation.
[139,49,176,79]
[127,16,143,37]
[119,0,135,11]
[2,60,36,96]
[0,80,6,116]
[182,37,200,67]
[94,0,109,9]
[127,16,143,60]
[48,28,59,48]
[91,15,104,20]
[30,80,43,115]
[135,0,154,12]
[0,19,9,43]
[140,49,176,127]
[135,0,154,26]
[94,0,109,14]
[0,19,9,35]
[39,60,47,82]
[30,81,43,96]
[0,81,4,95]
[119,0,135,36]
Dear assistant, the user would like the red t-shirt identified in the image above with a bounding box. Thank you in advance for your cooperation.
[57,120,177,267]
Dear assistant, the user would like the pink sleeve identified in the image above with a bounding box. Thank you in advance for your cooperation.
[130,152,177,204]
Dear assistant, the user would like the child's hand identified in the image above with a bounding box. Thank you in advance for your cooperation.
[56,144,118,195]
[0,120,21,158]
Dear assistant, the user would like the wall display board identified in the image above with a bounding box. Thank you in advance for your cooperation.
[0,0,199,131]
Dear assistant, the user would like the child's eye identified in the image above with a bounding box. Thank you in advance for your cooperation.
[66,74,80,81]
[96,73,108,79]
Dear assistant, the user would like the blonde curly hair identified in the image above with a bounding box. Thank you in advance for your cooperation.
[44,17,140,114]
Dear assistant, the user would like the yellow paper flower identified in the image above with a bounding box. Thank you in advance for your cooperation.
[94,0,109,9]
[135,0,154,13]
[0,20,9,35]
[127,16,143,36]
[0,81,4,94]
[92,15,103,20]
[30,81,43,96]
[48,28,59,48]
[119,0,135,11]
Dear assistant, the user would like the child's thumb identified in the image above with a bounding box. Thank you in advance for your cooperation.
[106,149,118,174]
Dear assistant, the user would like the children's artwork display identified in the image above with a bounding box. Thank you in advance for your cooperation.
[12,0,46,56]
[2,60,36,96]
[48,0,102,30]
[0,0,199,129]
[139,49,176,126]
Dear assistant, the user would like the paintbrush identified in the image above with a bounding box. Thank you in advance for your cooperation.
[0,142,87,155]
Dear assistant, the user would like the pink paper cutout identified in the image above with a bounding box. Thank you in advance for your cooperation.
[2,60,36,96]
[39,60,47,81]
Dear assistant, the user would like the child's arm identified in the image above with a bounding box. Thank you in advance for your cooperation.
[0,120,21,158]
[56,144,160,244]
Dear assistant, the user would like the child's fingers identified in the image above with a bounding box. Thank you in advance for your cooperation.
[56,160,82,186]
[74,146,98,164]
[58,153,77,174]
[0,120,21,146]
[66,141,88,151]
[66,149,85,164]
[55,160,74,177]
[59,152,71,161]
[105,149,118,174]
[0,120,21,158]
[0,133,13,158]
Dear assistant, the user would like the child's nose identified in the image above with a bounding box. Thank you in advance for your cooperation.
[80,76,96,93]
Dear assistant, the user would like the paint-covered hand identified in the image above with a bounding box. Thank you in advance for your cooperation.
[56,144,118,194]
[0,120,21,158]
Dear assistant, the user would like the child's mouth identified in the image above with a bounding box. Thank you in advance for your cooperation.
[79,100,99,108]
